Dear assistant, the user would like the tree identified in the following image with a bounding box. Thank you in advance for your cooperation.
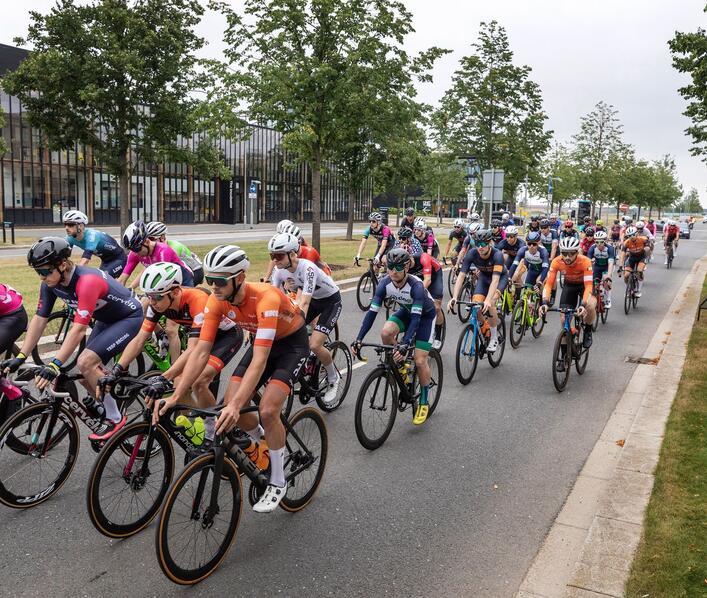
[418,150,467,220]
[433,21,552,211]
[651,155,683,217]
[668,8,707,162]
[213,0,446,249]
[538,143,581,215]
[3,0,233,230]
[674,187,702,213]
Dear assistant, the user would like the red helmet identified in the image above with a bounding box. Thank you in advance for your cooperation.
[564,220,574,227]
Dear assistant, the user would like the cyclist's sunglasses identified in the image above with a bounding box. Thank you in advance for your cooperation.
[34,267,54,276]
[508,234,517,238]
[527,242,538,247]
[540,224,549,228]
[564,225,573,228]
[269,252,287,260]
[147,292,169,302]
[205,273,238,287]
[560,251,578,257]
[476,241,490,248]
[387,263,407,272]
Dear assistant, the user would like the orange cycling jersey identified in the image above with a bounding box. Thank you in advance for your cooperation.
[623,237,647,256]
[200,282,304,348]
[298,245,331,275]
[544,255,593,303]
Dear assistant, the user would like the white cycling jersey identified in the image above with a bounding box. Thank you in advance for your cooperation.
[272,258,339,300]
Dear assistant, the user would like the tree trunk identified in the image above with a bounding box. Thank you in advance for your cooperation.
[311,150,322,251]
[648,206,653,219]
[119,147,131,230]
[346,185,355,241]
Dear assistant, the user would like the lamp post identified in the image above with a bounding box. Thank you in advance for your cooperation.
[547,176,562,212]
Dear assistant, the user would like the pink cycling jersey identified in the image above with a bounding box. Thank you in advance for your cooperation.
[123,241,189,277]
[0,283,23,316]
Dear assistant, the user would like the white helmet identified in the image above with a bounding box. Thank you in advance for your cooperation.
[454,218,464,227]
[550,213,558,219]
[413,217,426,230]
[470,212,480,221]
[122,220,148,251]
[203,245,250,274]
[283,223,302,239]
[276,219,293,233]
[635,221,645,229]
[594,230,608,241]
[146,221,167,238]
[62,210,88,225]
[625,226,638,237]
[502,212,510,220]
[268,232,299,254]
[558,236,581,252]
[140,262,182,294]
[506,225,518,235]
[467,222,482,234]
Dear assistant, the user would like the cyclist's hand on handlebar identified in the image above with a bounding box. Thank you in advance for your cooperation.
[350,339,362,360]
[1,354,26,375]
[145,375,172,403]
[576,305,587,317]
[354,255,360,266]
[153,395,178,424]
[393,342,409,363]
[482,298,494,314]
[96,363,126,397]
[447,298,457,314]
[35,360,61,391]
[215,401,240,435]
[539,303,549,316]
[373,255,380,266]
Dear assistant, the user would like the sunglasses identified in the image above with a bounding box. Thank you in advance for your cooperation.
[34,267,54,277]
[564,225,573,228]
[270,252,287,261]
[387,263,407,272]
[476,241,490,248]
[527,242,538,247]
[561,251,577,257]
[205,273,238,287]
[508,234,517,238]
[147,292,169,302]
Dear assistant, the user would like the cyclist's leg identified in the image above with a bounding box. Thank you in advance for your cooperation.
[636,259,646,293]
[100,255,127,279]
[383,308,409,345]
[429,269,444,333]
[0,307,28,355]
[306,294,342,381]
[165,319,181,362]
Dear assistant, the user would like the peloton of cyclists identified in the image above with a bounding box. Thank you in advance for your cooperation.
[63,210,127,278]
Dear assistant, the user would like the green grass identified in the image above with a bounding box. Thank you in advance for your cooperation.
[625,275,707,597]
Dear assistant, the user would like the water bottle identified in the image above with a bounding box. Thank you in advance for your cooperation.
[398,362,412,385]
[82,396,106,419]
[231,429,270,470]
[0,378,23,401]
[175,415,205,446]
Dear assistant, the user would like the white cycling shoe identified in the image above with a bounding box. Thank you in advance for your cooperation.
[253,484,287,513]
[322,374,341,407]
[486,337,499,353]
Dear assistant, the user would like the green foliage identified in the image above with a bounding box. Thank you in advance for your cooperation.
[433,21,552,207]
[674,186,703,213]
[3,0,234,228]
[418,151,467,200]
[668,8,707,163]
[539,143,581,211]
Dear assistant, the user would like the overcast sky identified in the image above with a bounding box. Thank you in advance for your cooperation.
[2,1,705,203]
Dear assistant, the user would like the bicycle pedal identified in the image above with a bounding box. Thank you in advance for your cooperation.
[89,439,105,454]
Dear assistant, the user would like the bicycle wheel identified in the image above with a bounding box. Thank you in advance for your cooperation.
[314,341,352,412]
[31,310,88,369]
[509,300,526,349]
[632,279,639,308]
[0,402,79,508]
[487,317,506,367]
[356,272,374,311]
[458,285,472,323]
[575,332,590,375]
[156,452,243,585]
[447,268,458,297]
[530,295,545,338]
[87,421,175,538]
[592,297,600,332]
[455,324,479,385]
[600,295,609,324]
[280,407,328,512]
[624,277,633,315]
[552,331,571,392]
[354,367,398,450]
[411,348,443,417]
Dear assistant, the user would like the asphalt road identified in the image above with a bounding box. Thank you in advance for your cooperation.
[0,226,705,597]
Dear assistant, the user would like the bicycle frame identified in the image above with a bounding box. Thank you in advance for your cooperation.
[356,343,415,403]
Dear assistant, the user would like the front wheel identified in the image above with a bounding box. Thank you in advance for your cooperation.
[624,276,633,315]
[447,267,458,297]
[455,324,479,385]
[552,330,571,393]
[354,368,398,450]
[356,272,375,311]
[509,300,526,349]
[575,331,590,375]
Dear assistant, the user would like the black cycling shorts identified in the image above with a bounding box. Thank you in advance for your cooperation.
[559,283,585,309]
[100,254,127,279]
[306,292,342,336]
[208,326,244,373]
[428,268,444,300]
[232,325,309,393]
[0,307,28,355]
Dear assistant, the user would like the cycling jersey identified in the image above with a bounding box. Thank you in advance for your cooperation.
[400,217,416,231]
[0,283,23,317]
[36,265,141,325]
[67,228,125,263]
[448,228,466,243]
[200,282,304,348]
[461,235,477,251]
[610,225,622,241]
[588,244,615,274]
[394,238,423,257]
[362,224,395,245]
[491,228,506,243]
[646,223,656,235]
[496,237,526,267]
[124,241,194,286]
[460,247,506,277]
[271,258,339,300]
[297,245,332,275]
[580,237,594,255]
[544,255,593,304]
[636,228,654,241]
[0,308,26,355]
[623,237,648,257]
[665,225,679,241]
[509,246,550,282]
[142,287,235,338]
[539,229,559,253]
[167,239,203,274]
[416,229,436,253]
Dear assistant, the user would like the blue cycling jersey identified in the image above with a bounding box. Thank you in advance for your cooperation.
[509,245,550,280]
[588,243,616,272]
[495,236,526,258]
[67,228,125,263]
[460,247,506,276]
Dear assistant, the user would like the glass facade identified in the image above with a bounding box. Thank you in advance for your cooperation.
[0,91,372,226]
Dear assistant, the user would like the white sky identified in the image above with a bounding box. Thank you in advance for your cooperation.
[2,0,705,203]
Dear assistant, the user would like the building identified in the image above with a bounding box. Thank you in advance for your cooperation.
[0,43,371,226]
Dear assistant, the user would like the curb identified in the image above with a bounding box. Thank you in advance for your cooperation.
[516,254,707,598]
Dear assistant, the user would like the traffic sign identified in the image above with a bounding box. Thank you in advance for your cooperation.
[482,169,504,204]
[619,203,629,212]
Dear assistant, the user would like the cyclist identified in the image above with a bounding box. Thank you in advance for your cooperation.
[495,225,526,270]
[594,219,606,234]
[413,218,439,258]
[99,262,243,443]
[580,226,595,255]
[411,249,445,349]
[560,220,580,241]
[539,218,559,260]
[501,212,512,228]
[0,283,27,361]
[610,219,622,252]
[663,219,680,262]
[355,212,395,267]
[444,218,467,263]
[63,210,127,278]
[578,215,592,233]
[352,247,437,425]
[527,216,541,234]
[508,231,549,289]
[540,236,596,365]
[3,237,143,440]
[619,226,647,297]
[394,226,424,258]
[145,221,204,285]
[588,230,615,309]
[400,207,416,231]
[457,222,481,263]
[262,224,331,282]
[646,219,656,236]
[276,219,293,233]
[156,244,308,513]
[448,228,508,353]
[268,232,342,405]
[468,211,481,224]
[636,221,655,263]
[549,213,561,231]
[490,219,506,244]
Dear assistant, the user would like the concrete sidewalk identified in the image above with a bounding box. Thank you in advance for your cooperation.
[516,254,707,598]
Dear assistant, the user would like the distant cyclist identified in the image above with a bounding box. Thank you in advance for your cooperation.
[63,210,127,278]
[355,212,395,267]
[413,218,439,258]
[145,221,204,285]
[400,207,416,231]
[444,218,467,263]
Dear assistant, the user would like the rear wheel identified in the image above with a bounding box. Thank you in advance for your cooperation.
[455,324,479,385]
[447,267,458,297]
[356,272,375,311]
[487,317,506,367]
[552,330,571,392]
[509,300,526,349]
[458,284,472,323]
[32,310,88,369]
[530,295,545,338]
[575,330,590,375]
[354,368,397,450]
[314,341,352,412]
[410,348,443,418]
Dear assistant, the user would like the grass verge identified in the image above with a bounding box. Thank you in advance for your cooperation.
[625,274,707,597]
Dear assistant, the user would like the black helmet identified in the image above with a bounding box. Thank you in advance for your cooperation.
[531,215,539,221]
[405,207,415,216]
[491,219,502,228]
[28,237,71,268]
[386,247,411,269]
[474,228,493,243]
[397,227,413,240]
[540,218,550,227]
[584,226,595,236]
[526,231,541,243]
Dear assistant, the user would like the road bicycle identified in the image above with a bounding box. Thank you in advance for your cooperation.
[155,403,327,585]
[509,284,545,349]
[455,269,478,323]
[623,268,641,315]
[496,282,517,318]
[453,301,506,385]
[0,367,152,509]
[355,257,383,310]
[353,343,443,450]
[664,241,674,269]
[443,255,459,296]
[32,304,87,370]
[548,307,590,393]
[592,278,610,329]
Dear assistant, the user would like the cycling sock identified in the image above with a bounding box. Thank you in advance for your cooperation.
[246,425,264,442]
[490,326,498,340]
[102,394,121,423]
[420,385,429,406]
[204,417,215,441]
[269,447,286,487]
[324,361,338,383]
[434,323,442,338]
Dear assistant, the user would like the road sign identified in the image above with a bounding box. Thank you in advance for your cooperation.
[482,169,504,204]
[619,203,629,212]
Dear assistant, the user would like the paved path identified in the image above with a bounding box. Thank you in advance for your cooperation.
[1,226,704,597]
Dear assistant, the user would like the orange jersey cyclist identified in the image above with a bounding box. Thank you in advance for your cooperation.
[157,245,308,513]
[619,226,648,297]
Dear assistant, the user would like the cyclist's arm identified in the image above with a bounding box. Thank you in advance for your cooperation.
[54,322,90,365]
[444,238,453,257]
[376,238,389,259]
[508,247,523,279]
[606,247,615,278]
[542,262,559,302]
[538,247,550,282]
[298,265,316,317]
[170,339,213,402]
[581,263,593,304]
[118,252,139,285]
[163,336,199,381]
[262,259,276,283]
[116,328,152,369]
[356,237,367,258]
[550,239,558,260]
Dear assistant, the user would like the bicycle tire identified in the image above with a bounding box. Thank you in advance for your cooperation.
[601,299,609,324]
[575,332,590,375]
[592,300,600,332]
[487,317,506,368]
[87,421,175,538]
[624,277,632,315]
[0,402,79,508]
[314,341,352,412]
[458,285,472,323]
[632,281,639,308]
[530,295,545,338]
[354,367,398,450]
[552,330,571,393]
[356,272,374,311]
[509,300,526,349]
[447,268,458,297]
[455,324,479,385]
[156,452,243,585]
[280,407,328,511]
[31,310,88,369]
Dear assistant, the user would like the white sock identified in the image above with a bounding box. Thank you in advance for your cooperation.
[638,280,643,290]
[102,394,121,423]
[269,447,286,487]
[246,425,264,442]
[606,289,611,303]
[490,326,498,340]
[324,361,338,383]
[205,417,215,441]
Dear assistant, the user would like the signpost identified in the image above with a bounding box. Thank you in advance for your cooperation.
[246,180,259,225]
[482,169,505,227]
